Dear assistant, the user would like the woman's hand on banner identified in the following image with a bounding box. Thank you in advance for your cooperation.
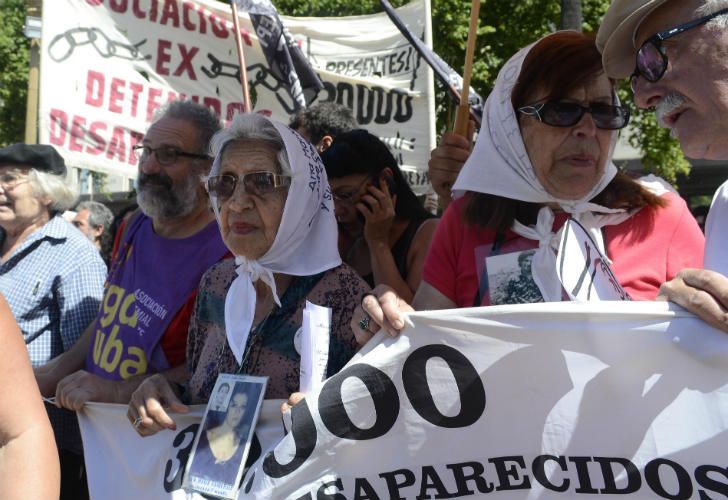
[659,268,728,333]
[127,374,189,437]
[353,285,414,343]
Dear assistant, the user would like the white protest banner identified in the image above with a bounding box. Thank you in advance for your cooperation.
[38,0,435,192]
[78,400,286,499]
[241,302,728,499]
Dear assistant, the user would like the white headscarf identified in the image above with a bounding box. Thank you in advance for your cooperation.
[208,114,341,363]
[452,31,633,301]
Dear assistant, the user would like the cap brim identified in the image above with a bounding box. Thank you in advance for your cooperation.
[598,0,671,79]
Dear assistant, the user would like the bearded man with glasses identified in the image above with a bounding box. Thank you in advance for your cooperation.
[35,100,230,498]
[598,1,728,333]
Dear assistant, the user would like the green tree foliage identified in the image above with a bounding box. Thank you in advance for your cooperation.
[0,0,30,146]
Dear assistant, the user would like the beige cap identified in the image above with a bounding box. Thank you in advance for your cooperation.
[596,0,673,79]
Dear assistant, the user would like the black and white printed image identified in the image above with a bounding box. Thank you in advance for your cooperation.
[487,249,544,305]
[183,375,267,499]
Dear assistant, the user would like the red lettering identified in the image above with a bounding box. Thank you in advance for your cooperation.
[87,122,107,155]
[86,71,105,107]
[128,82,144,118]
[150,0,159,22]
[182,2,196,31]
[156,39,172,76]
[109,77,126,113]
[132,0,146,18]
[237,28,252,47]
[173,44,198,79]
[202,97,221,117]
[226,102,245,121]
[146,88,163,121]
[69,116,86,152]
[49,109,69,145]
[85,0,103,5]
[106,127,127,162]
[159,0,180,27]
[109,0,128,13]
[209,13,228,39]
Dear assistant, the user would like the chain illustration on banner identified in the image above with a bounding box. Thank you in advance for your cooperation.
[48,27,150,63]
[202,53,301,114]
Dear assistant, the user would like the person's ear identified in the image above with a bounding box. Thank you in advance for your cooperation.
[316,135,334,153]
[93,225,104,240]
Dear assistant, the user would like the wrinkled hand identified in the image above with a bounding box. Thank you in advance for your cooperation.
[127,374,188,437]
[358,179,396,246]
[658,268,728,333]
[428,129,473,207]
[351,285,415,344]
[280,392,306,414]
[55,370,120,411]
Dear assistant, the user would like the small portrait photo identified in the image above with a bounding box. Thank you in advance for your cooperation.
[210,382,232,413]
[487,249,544,305]
[183,374,267,499]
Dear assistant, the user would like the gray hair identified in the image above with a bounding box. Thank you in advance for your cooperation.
[28,169,78,213]
[697,0,728,30]
[154,100,222,154]
[209,113,292,176]
[75,200,113,231]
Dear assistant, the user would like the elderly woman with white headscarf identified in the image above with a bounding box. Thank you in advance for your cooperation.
[127,113,369,435]
[355,31,704,339]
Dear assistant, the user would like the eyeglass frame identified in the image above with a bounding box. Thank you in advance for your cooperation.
[0,171,30,191]
[331,176,371,204]
[132,144,210,165]
[517,100,631,130]
[204,171,292,200]
[630,7,728,91]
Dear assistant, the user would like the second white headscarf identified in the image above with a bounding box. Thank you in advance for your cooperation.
[452,32,632,301]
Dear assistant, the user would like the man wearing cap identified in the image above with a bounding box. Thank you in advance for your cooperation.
[0,142,107,499]
[597,0,728,332]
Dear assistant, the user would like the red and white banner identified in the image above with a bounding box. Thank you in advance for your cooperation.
[39,0,435,192]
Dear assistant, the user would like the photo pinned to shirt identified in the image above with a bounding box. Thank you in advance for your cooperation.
[486,249,544,305]
[183,374,267,499]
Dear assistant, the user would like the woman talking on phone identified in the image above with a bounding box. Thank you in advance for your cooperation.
[322,129,438,303]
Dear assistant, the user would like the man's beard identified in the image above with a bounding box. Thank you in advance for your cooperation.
[655,92,687,133]
[136,170,201,220]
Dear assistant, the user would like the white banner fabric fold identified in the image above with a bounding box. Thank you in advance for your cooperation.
[242,301,728,499]
[39,0,434,193]
[78,302,728,499]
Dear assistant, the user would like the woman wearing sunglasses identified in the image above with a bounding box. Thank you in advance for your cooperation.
[355,31,704,338]
[127,113,369,434]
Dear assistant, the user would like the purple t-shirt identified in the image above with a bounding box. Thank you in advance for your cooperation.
[85,214,229,380]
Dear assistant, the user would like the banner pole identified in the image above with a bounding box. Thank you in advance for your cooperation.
[230,0,252,112]
[452,0,480,137]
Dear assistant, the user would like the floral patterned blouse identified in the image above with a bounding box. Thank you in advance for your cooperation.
[186,258,370,402]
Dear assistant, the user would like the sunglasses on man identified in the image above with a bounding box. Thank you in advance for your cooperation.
[630,7,728,91]
[206,171,291,200]
[518,100,631,130]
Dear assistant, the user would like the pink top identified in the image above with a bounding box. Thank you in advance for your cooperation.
[423,191,704,307]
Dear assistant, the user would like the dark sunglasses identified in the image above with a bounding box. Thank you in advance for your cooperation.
[132,145,209,165]
[518,100,630,130]
[630,7,728,91]
[206,171,291,200]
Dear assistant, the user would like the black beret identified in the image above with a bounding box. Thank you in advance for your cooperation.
[0,143,66,176]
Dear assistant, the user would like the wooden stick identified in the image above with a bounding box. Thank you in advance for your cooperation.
[230,0,252,112]
[453,0,481,137]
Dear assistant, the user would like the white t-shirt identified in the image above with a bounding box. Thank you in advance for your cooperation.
[704,180,728,274]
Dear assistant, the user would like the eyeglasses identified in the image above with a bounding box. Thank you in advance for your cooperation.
[630,7,728,91]
[206,171,291,200]
[0,172,28,190]
[332,177,369,204]
[518,100,630,130]
[132,145,209,165]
